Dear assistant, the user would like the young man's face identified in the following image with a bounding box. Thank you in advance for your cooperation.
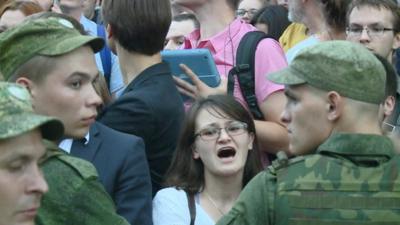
[347,6,400,60]
[27,46,102,139]
[281,85,332,156]
[165,19,196,50]
[0,130,48,225]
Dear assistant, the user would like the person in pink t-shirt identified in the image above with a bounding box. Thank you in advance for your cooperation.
[172,0,289,160]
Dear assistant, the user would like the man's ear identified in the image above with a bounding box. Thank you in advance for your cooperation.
[15,77,36,97]
[392,32,400,49]
[383,95,396,118]
[326,91,343,121]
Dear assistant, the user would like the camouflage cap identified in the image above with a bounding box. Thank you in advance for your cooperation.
[0,82,64,140]
[268,40,386,104]
[0,17,104,80]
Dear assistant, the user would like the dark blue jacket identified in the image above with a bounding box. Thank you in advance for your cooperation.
[71,122,152,225]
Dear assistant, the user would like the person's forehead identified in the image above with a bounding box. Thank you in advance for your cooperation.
[238,0,263,9]
[167,20,196,38]
[39,46,97,79]
[0,130,44,161]
[349,5,395,26]
[195,108,233,129]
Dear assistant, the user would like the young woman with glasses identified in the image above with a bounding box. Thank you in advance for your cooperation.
[153,95,262,225]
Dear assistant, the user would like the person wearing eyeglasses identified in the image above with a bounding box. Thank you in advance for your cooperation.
[153,95,262,225]
[236,0,266,23]
[346,0,400,65]
[346,0,400,142]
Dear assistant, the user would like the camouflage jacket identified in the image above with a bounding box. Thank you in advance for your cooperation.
[36,141,130,225]
[217,133,400,225]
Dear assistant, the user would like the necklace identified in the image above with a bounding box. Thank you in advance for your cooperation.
[203,191,225,216]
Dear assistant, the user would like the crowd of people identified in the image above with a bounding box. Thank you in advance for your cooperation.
[0,0,399,225]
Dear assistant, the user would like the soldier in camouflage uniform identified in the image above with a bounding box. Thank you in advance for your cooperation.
[0,82,63,225]
[0,18,131,225]
[216,40,400,225]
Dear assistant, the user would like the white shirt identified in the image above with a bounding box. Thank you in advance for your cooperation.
[58,132,90,154]
[153,187,215,225]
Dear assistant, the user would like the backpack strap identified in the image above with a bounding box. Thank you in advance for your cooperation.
[228,31,278,163]
[97,24,112,92]
[228,31,270,120]
[186,192,196,225]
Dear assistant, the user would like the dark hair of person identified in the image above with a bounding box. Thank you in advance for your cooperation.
[165,95,263,195]
[173,13,200,29]
[320,0,351,32]
[228,0,241,11]
[347,0,400,33]
[102,0,171,55]
[250,5,290,41]
[374,54,398,99]
[1,0,43,17]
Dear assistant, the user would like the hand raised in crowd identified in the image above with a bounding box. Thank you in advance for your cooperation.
[173,63,228,99]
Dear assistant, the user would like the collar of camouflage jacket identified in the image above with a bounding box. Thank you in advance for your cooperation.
[40,139,66,164]
[316,133,395,163]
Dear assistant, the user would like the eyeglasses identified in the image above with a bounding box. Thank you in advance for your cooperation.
[235,8,258,17]
[194,121,248,141]
[346,25,395,38]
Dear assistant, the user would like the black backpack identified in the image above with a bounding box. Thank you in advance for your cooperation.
[227,31,273,120]
[228,31,277,162]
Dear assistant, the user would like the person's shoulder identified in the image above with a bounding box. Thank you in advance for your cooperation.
[153,187,189,211]
[42,145,98,181]
[57,154,98,178]
[95,122,143,143]
[267,151,307,175]
[154,187,186,198]
[268,152,344,183]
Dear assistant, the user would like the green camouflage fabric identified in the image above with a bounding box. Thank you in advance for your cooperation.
[268,40,386,104]
[0,81,63,140]
[36,140,130,225]
[217,133,400,225]
[0,18,104,80]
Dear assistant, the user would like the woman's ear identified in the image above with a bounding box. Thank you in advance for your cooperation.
[247,132,254,150]
[192,145,200,159]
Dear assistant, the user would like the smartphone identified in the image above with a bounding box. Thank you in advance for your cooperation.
[161,49,221,88]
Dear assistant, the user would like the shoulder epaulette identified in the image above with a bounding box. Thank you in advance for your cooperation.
[268,151,305,174]
[56,154,98,179]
